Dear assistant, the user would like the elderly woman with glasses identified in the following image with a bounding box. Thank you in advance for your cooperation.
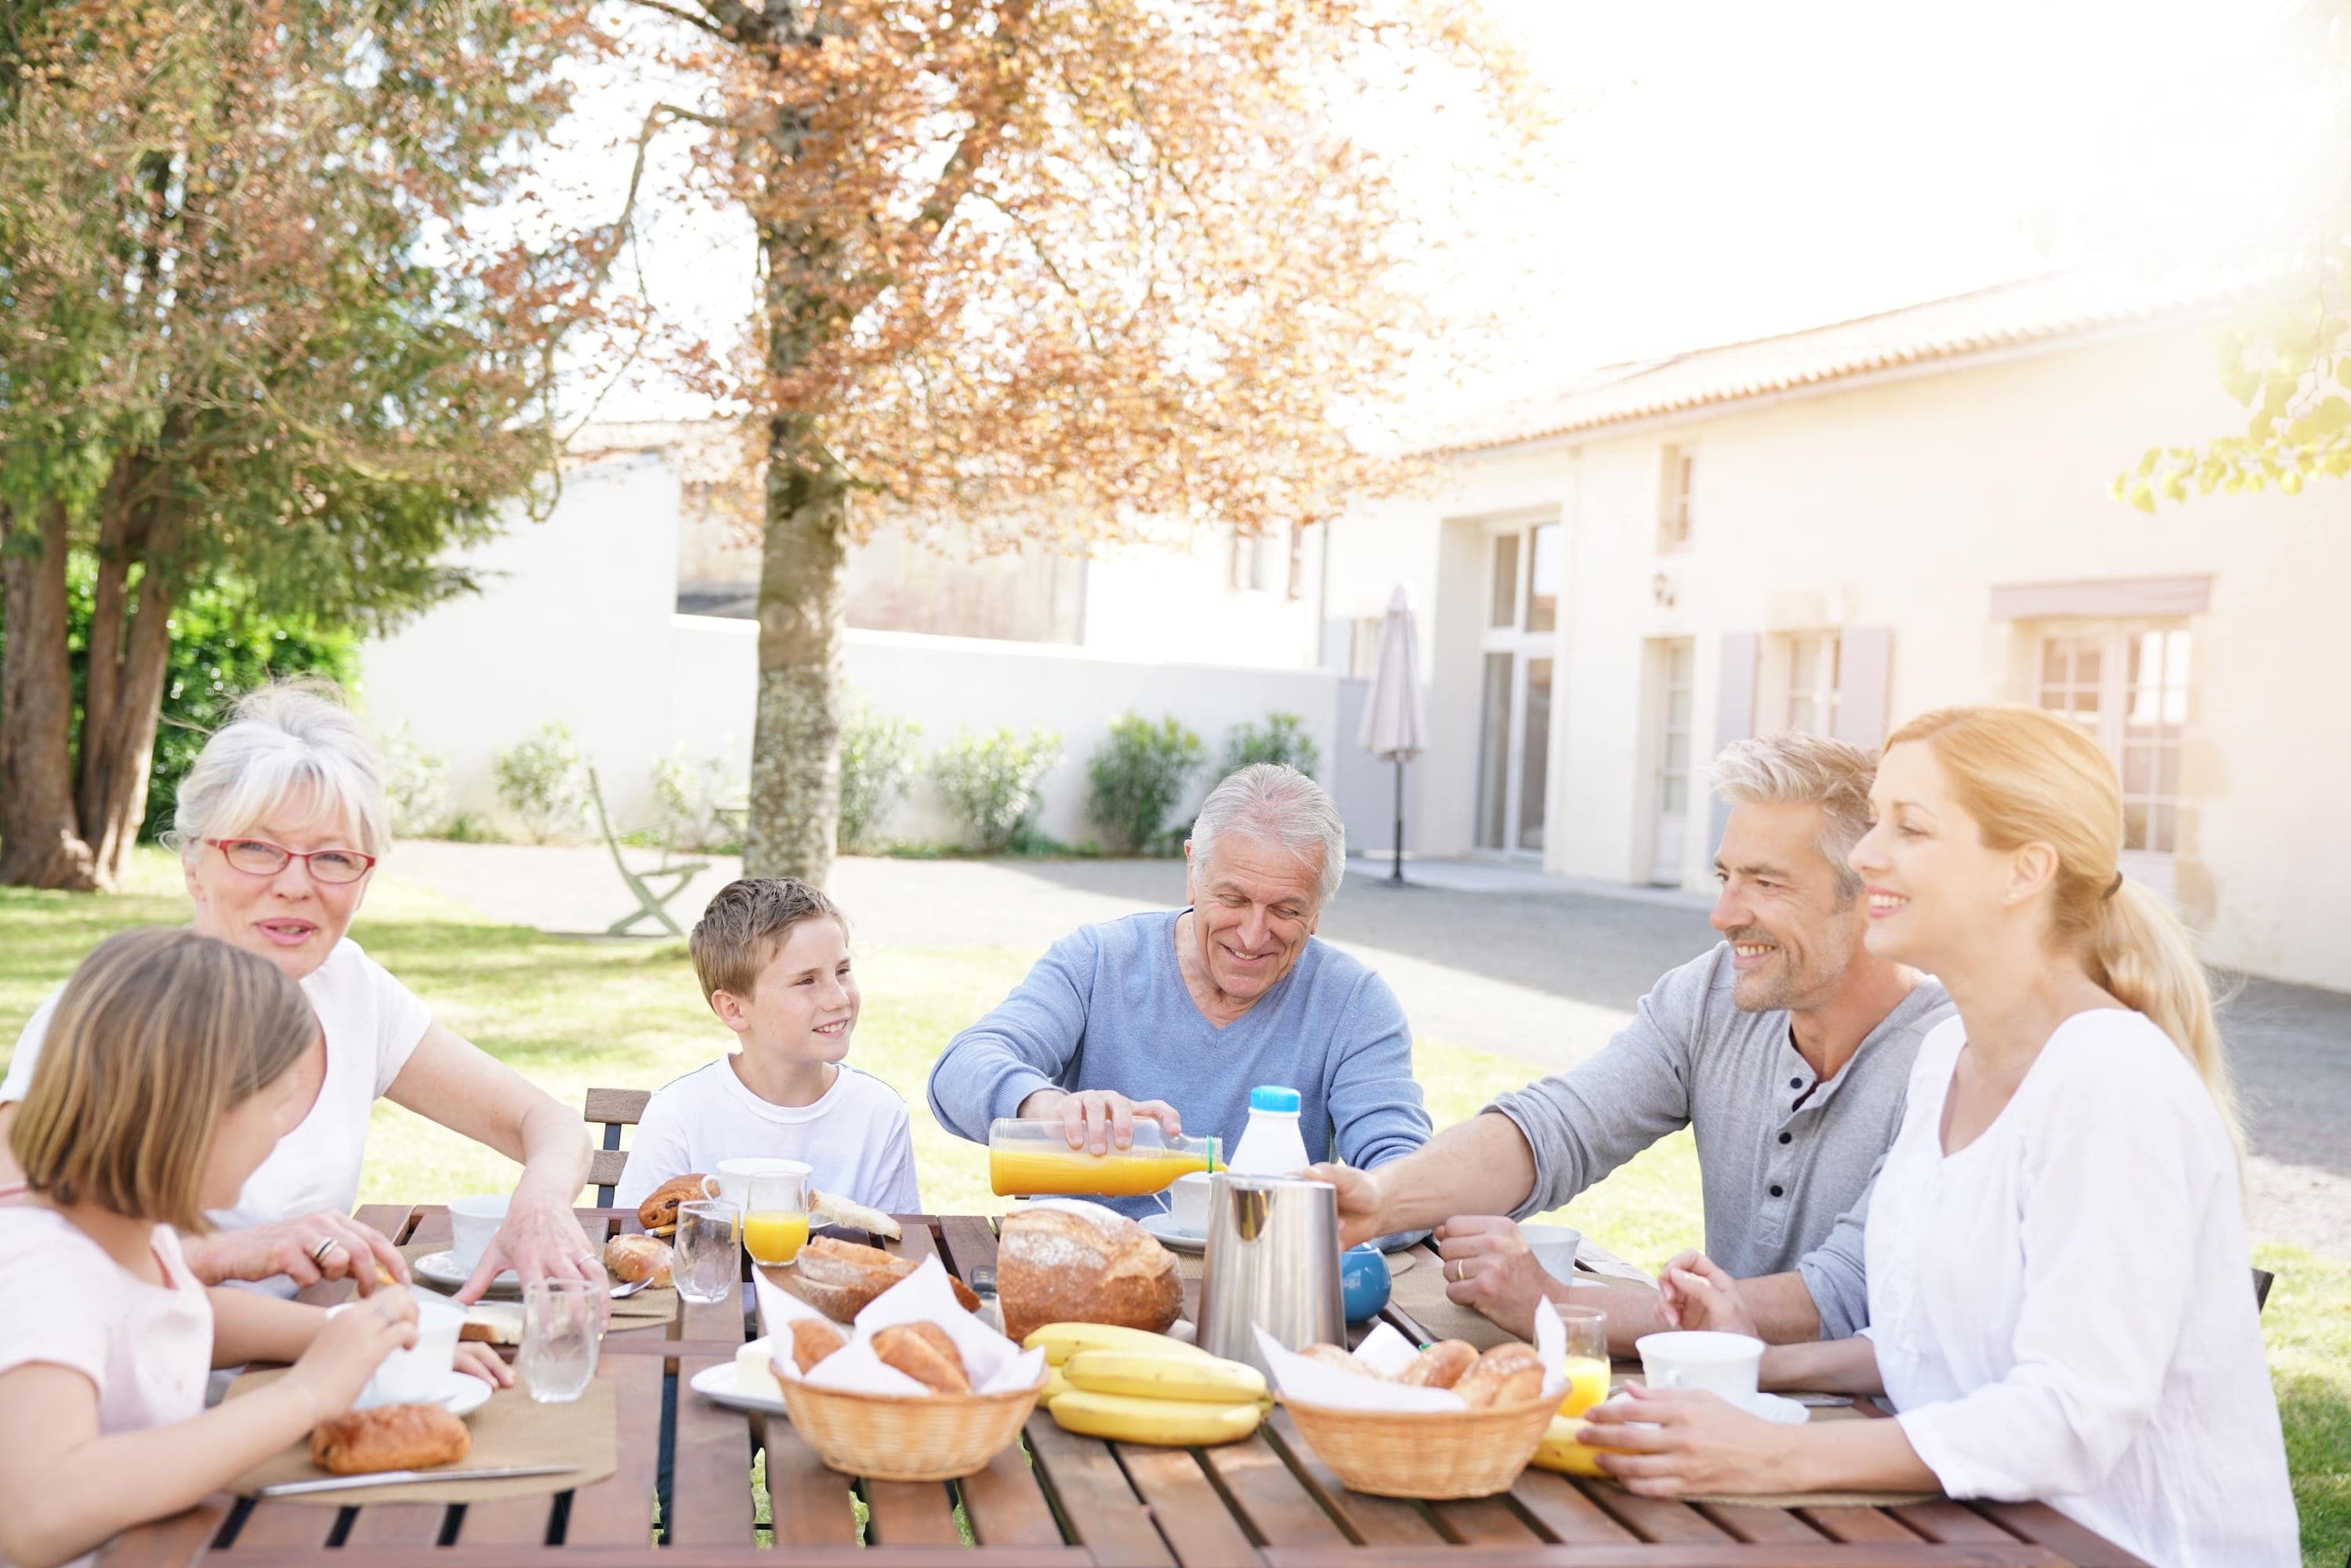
[0,684,597,1303]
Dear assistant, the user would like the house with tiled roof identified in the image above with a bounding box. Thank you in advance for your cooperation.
[1320,265,2351,990]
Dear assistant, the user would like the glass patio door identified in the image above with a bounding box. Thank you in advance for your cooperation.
[1648,639,1694,884]
[1474,521,1560,855]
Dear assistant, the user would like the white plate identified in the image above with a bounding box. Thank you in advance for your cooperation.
[354,1367,494,1418]
[1138,1214,1206,1253]
[411,1250,520,1296]
[688,1360,788,1415]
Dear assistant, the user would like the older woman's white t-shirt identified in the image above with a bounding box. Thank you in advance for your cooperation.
[2,938,431,1235]
[1864,1010,2298,1568]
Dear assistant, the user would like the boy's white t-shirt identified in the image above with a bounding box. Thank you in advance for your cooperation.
[2,938,433,1236]
[613,1058,922,1215]
[0,1208,212,1568]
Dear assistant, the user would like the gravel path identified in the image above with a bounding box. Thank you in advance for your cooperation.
[383,840,2350,1258]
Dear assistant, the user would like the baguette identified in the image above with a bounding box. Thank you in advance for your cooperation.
[810,1189,900,1240]
[791,1236,980,1320]
[309,1403,471,1476]
[872,1322,970,1393]
[996,1204,1183,1347]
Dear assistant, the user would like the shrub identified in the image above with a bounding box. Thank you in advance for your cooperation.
[932,726,1062,853]
[494,722,590,843]
[839,701,922,853]
[379,722,450,839]
[651,745,746,853]
[1222,712,1321,780]
[1087,712,1205,855]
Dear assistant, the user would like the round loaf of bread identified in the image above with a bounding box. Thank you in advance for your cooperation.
[996,1204,1183,1346]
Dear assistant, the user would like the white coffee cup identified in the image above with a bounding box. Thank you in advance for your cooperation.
[354,1291,463,1408]
[1520,1222,1584,1281]
[1636,1330,1765,1401]
[701,1157,813,1210]
[1168,1171,1214,1236]
[447,1193,510,1273]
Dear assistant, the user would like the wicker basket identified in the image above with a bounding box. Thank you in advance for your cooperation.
[777,1373,1048,1483]
[1278,1390,1559,1499]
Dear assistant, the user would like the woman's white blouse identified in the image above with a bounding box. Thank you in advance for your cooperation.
[1865,1010,2297,1568]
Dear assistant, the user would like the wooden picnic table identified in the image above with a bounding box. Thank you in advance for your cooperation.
[103,1206,2150,1567]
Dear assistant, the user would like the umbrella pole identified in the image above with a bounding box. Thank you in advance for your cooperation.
[1390,758,1405,884]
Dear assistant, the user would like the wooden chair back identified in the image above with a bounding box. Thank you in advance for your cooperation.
[585,1087,653,1207]
[2253,1266,2274,1315]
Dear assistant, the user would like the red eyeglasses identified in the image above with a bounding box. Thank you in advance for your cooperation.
[205,838,378,885]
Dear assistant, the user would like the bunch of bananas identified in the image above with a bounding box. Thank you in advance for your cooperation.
[1023,1323,1268,1447]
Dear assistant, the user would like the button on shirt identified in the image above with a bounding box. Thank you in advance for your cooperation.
[1485,943,1951,1338]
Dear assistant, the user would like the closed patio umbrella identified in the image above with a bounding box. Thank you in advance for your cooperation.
[1356,586,1427,884]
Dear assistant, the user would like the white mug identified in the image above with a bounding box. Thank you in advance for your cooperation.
[701,1157,813,1210]
[1520,1222,1584,1282]
[1635,1330,1764,1401]
[447,1193,510,1273]
[1168,1171,1214,1236]
[354,1292,463,1408]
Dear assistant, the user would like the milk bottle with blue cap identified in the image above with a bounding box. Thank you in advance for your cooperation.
[1228,1085,1311,1177]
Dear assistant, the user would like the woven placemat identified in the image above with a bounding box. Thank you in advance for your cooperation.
[1386,1258,1529,1350]
[397,1240,676,1328]
[1172,1245,1415,1284]
[224,1369,618,1505]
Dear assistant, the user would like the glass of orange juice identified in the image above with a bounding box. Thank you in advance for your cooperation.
[741,1168,811,1267]
[1556,1304,1612,1418]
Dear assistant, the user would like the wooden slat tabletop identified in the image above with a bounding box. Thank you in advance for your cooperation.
[99,1208,2148,1566]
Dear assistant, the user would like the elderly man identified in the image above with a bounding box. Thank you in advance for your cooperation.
[927,762,1430,1218]
[1313,733,1951,1349]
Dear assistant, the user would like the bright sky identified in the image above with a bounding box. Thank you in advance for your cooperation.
[556,0,2315,426]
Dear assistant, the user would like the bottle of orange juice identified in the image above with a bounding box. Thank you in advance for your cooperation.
[987,1117,1219,1197]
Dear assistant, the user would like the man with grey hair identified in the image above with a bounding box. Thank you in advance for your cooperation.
[1312,733,1951,1348]
[927,762,1430,1219]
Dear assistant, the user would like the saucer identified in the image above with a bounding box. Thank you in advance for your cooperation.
[1138,1214,1207,1253]
[354,1367,493,1418]
[688,1360,789,1415]
[411,1249,520,1296]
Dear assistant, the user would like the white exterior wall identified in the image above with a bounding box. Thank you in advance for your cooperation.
[1325,320,2351,990]
[360,450,1341,853]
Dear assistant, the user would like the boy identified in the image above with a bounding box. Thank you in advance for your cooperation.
[613,878,920,1215]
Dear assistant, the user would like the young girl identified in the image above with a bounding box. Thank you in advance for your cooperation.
[1586,705,2297,1568]
[0,929,492,1568]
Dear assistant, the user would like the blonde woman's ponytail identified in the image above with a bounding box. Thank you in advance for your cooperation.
[1885,705,2241,1153]
[2088,880,2242,1157]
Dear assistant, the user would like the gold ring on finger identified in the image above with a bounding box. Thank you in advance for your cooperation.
[310,1237,341,1266]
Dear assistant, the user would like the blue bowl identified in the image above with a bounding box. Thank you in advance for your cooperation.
[1339,1243,1391,1322]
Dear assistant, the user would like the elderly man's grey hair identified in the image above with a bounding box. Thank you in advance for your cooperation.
[1189,762,1346,906]
[1708,733,1876,904]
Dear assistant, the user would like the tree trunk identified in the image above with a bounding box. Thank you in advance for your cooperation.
[77,458,178,883]
[0,498,99,889]
[745,426,849,885]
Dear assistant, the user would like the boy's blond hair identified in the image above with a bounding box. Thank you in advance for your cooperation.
[689,878,847,1003]
[10,929,318,1232]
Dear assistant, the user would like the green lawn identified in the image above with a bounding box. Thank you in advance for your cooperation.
[2,849,2342,1564]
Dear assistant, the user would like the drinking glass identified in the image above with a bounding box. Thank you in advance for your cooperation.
[1556,1304,1611,1418]
[672,1200,741,1305]
[741,1168,811,1267]
[518,1278,603,1403]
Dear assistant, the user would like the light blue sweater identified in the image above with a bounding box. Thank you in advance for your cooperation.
[926,911,1432,1218]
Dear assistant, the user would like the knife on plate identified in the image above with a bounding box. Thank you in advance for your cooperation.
[256,1464,580,1497]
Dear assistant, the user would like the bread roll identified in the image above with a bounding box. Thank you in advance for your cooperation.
[788,1317,846,1374]
[604,1233,672,1287]
[636,1173,708,1236]
[996,1204,1183,1347]
[1452,1342,1544,1408]
[873,1322,970,1393]
[790,1237,980,1320]
[1396,1340,1478,1390]
[810,1190,900,1241]
[1301,1343,1381,1378]
[309,1403,471,1475]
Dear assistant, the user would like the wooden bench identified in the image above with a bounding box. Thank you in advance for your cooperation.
[583,1086,652,1208]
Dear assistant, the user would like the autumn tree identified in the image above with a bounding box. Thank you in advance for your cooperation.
[621,0,1532,884]
[0,0,607,888]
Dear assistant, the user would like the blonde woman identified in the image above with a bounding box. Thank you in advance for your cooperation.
[1582,705,2295,1568]
[0,684,595,1302]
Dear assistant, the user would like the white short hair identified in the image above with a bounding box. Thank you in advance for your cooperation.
[1190,763,1346,906]
[168,683,390,859]
[1708,733,1875,902]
